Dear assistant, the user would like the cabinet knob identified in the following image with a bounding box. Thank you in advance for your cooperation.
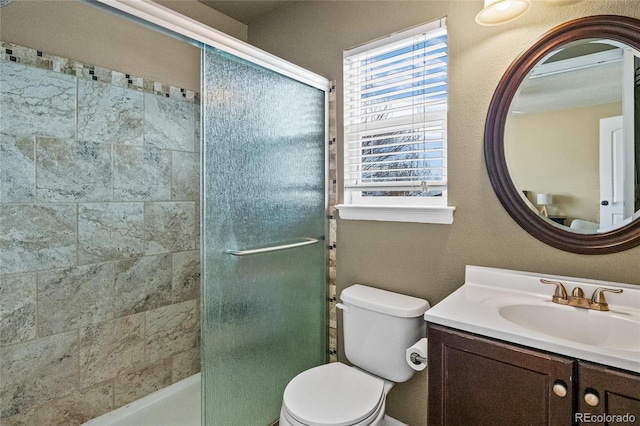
[552,382,568,397]
[584,392,600,407]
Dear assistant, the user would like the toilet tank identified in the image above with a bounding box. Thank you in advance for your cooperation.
[339,284,430,383]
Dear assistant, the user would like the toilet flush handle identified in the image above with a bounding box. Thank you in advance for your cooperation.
[336,303,350,313]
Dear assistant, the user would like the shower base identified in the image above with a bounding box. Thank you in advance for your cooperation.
[83,373,200,426]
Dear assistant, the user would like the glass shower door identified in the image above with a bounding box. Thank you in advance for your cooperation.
[201,46,326,425]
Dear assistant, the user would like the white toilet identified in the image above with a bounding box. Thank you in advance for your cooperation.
[280,284,430,426]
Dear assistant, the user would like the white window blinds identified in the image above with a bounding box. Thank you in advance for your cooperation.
[343,19,447,202]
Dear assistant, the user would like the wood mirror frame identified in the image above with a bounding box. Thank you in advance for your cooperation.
[484,15,640,254]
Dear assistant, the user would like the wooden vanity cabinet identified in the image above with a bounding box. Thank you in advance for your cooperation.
[428,324,640,426]
[428,324,574,426]
[577,361,640,425]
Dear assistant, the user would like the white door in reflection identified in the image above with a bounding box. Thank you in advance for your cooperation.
[599,115,625,228]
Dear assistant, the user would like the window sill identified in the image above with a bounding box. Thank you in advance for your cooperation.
[335,204,455,224]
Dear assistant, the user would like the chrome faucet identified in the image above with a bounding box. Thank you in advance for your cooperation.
[540,279,623,311]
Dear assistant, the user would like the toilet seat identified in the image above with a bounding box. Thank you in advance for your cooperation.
[281,362,386,426]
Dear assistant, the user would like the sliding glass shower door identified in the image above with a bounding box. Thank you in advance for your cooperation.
[201,46,326,424]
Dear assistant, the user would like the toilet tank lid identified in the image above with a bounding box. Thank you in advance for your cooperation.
[340,284,430,318]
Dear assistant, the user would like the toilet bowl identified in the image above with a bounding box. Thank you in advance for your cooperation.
[279,284,430,426]
[280,363,392,426]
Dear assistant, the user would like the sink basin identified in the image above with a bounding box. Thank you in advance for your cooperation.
[499,304,640,352]
[424,266,640,373]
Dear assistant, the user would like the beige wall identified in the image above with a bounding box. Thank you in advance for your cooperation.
[506,102,622,225]
[248,2,640,425]
[0,0,247,92]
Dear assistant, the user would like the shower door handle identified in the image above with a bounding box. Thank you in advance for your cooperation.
[226,238,319,256]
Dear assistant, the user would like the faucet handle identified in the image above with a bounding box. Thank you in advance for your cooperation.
[589,287,623,311]
[541,279,568,304]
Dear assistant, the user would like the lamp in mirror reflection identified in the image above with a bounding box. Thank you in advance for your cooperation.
[475,0,532,26]
[537,193,553,217]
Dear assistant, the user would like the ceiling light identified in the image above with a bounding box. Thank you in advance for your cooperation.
[475,0,532,26]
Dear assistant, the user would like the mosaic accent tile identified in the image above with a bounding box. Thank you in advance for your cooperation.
[86,66,115,84]
[113,358,172,408]
[78,79,144,145]
[329,300,337,330]
[36,138,112,202]
[328,186,337,211]
[77,64,142,91]
[0,133,35,203]
[0,60,76,138]
[0,331,77,419]
[144,94,196,152]
[172,250,200,303]
[0,204,76,274]
[145,202,196,254]
[169,85,183,99]
[163,86,197,102]
[77,203,145,264]
[113,145,171,201]
[153,81,170,98]
[329,217,337,247]
[329,327,338,363]
[145,299,198,364]
[329,83,337,140]
[172,347,200,383]
[113,71,129,88]
[329,282,337,328]
[0,273,37,347]
[79,313,145,389]
[114,254,172,317]
[37,263,115,337]
[34,381,113,426]
[171,151,199,201]
[329,244,336,272]
[1,43,76,75]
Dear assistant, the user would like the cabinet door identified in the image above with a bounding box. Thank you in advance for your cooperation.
[577,361,640,425]
[428,324,574,426]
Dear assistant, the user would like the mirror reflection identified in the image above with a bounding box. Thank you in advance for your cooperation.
[505,38,640,234]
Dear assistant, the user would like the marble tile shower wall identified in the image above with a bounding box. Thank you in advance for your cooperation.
[0,43,201,425]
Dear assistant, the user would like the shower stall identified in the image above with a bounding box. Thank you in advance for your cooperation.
[0,1,330,424]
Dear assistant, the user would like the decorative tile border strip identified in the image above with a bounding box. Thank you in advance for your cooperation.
[1,41,200,103]
[328,80,338,363]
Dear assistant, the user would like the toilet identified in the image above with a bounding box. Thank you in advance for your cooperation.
[280,284,430,426]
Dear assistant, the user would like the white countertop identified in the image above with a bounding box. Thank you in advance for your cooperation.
[424,265,640,373]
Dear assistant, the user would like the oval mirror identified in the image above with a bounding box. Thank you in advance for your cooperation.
[485,15,640,254]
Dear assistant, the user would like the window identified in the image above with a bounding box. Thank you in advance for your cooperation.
[338,19,454,224]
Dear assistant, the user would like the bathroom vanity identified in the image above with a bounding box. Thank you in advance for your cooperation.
[424,266,640,425]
